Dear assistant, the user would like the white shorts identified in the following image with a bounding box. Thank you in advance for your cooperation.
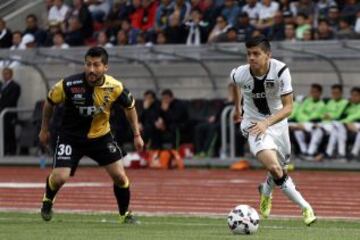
[241,121,291,167]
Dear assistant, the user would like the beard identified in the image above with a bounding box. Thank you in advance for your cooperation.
[86,72,104,86]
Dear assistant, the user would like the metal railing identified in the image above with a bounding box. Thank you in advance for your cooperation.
[0,107,34,157]
[220,105,236,159]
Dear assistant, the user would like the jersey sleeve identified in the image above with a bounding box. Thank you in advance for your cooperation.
[230,66,244,87]
[115,87,135,109]
[279,68,293,96]
[47,80,65,105]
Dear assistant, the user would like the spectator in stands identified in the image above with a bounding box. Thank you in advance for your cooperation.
[336,17,357,39]
[51,32,70,48]
[325,87,360,161]
[139,90,160,149]
[64,16,85,46]
[118,19,140,45]
[295,13,311,40]
[314,19,334,40]
[326,5,340,32]
[164,14,187,44]
[355,10,360,34]
[43,21,63,46]
[156,30,167,44]
[68,0,94,39]
[284,23,296,42]
[221,0,241,27]
[296,0,316,17]
[155,0,175,31]
[315,0,337,20]
[0,18,13,48]
[283,11,295,25]
[106,0,134,27]
[10,31,24,50]
[207,15,230,43]
[242,0,261,25]
[185,8,210,45]
[48,0,71,26]
[235,12,256,42]
[0,68,21,155]
[129,0,158,34]
[269,11,285,40]
[96,31,114,47]
[85,0,112,22]
[279,0,298,16]
[341,0,360,25]
[200,0,219,29]
[257,0,280,30]
[290,84,325,158]
[23,14,47,47]
[115,29,129,45]
[302,28,313,41]
[172,0,191,23]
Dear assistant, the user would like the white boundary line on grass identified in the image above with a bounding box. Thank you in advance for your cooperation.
[0,207,360,221]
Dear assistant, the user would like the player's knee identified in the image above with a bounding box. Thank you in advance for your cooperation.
[268,165,283,179]
[51,172,70,187]
[113,174,129,187]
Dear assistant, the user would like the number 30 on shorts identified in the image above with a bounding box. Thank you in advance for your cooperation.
[57,144,72,156]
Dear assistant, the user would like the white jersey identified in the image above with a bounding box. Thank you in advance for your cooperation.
[230,58,293,125]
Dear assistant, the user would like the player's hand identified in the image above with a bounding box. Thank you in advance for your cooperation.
[134,135,144,152]
[39,129,50,147]
[249,120,268,136]
[233,109,242,123]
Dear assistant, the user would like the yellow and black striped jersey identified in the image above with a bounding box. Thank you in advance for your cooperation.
[48,73,135,140]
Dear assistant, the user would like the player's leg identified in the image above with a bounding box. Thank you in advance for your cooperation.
[256,150,316,225]
[307,127,325,156]
[351,132,360,158]
[293,130,307,155]
[335,122,347,159]
[41,167,71,221]
[104,160,138,224]
[258,172,275,218]
[325,123,338,157]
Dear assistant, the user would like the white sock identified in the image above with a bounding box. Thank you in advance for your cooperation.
[307,128,324,155]
[261,173,275,197]
[294,130,307,154]
[351,133,360,156]
[280,175,311,210]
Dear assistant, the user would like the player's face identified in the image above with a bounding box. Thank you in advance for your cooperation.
[350,90,360,104]
[84,56,108,86]
[246,47,270,73]
[310,87,321,100]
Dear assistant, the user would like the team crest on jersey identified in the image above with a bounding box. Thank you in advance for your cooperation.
[243,84,252,90]
[103,87,113,93]
[107,143,117,153]
[265,79,275,88]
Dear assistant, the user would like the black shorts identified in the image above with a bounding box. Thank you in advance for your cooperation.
[53,133,126,176]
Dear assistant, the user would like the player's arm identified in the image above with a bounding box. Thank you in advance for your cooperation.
[232,83,243,123]
[267,93,293,126]
[39,80,65,147]
[116,88,144,151]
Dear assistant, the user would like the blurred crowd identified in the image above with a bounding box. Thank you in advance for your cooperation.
[1,0,360,49]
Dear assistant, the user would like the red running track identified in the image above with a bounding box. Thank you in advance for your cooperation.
[0,167,359,219]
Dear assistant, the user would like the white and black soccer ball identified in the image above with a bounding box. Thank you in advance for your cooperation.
[227,204,260,235]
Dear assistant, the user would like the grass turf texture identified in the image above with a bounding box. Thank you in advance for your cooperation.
[0,212,360,240]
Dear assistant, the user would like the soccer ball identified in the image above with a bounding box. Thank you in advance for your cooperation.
[227,204,260,235]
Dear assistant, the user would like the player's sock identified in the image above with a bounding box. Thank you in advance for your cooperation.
[274,174,311,210]
[261,173,275,196]
[307,128,324,156]
[113,179,130,216]
[43,175,59,202]
[294,130,307,154]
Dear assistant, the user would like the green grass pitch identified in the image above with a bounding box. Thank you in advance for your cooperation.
[0,212,359,240]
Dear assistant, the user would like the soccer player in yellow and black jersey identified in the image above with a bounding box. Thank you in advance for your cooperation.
[39,47,144,223]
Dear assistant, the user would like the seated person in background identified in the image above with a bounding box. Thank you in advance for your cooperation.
[325,87,360,161]
[289,84,325,158]
[304,84,348,160]
[139,90,160,149]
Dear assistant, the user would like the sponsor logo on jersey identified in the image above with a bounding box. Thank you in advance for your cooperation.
[78,106,104,116]
[66,79,83,87]
[70,87,86,94]
[251,92,266,99]
[265,79,275,88]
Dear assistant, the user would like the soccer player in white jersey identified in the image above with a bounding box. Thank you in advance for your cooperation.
[230,35,316,226]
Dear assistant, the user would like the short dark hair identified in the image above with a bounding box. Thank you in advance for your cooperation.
[144,90,156,99]
[245,35,271,53]
[311,83,323,92]
[331,84,343,92]
[26,14,37,22]
[85,47,108,64]
[161,89,174,98]
[351,87,360,94]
